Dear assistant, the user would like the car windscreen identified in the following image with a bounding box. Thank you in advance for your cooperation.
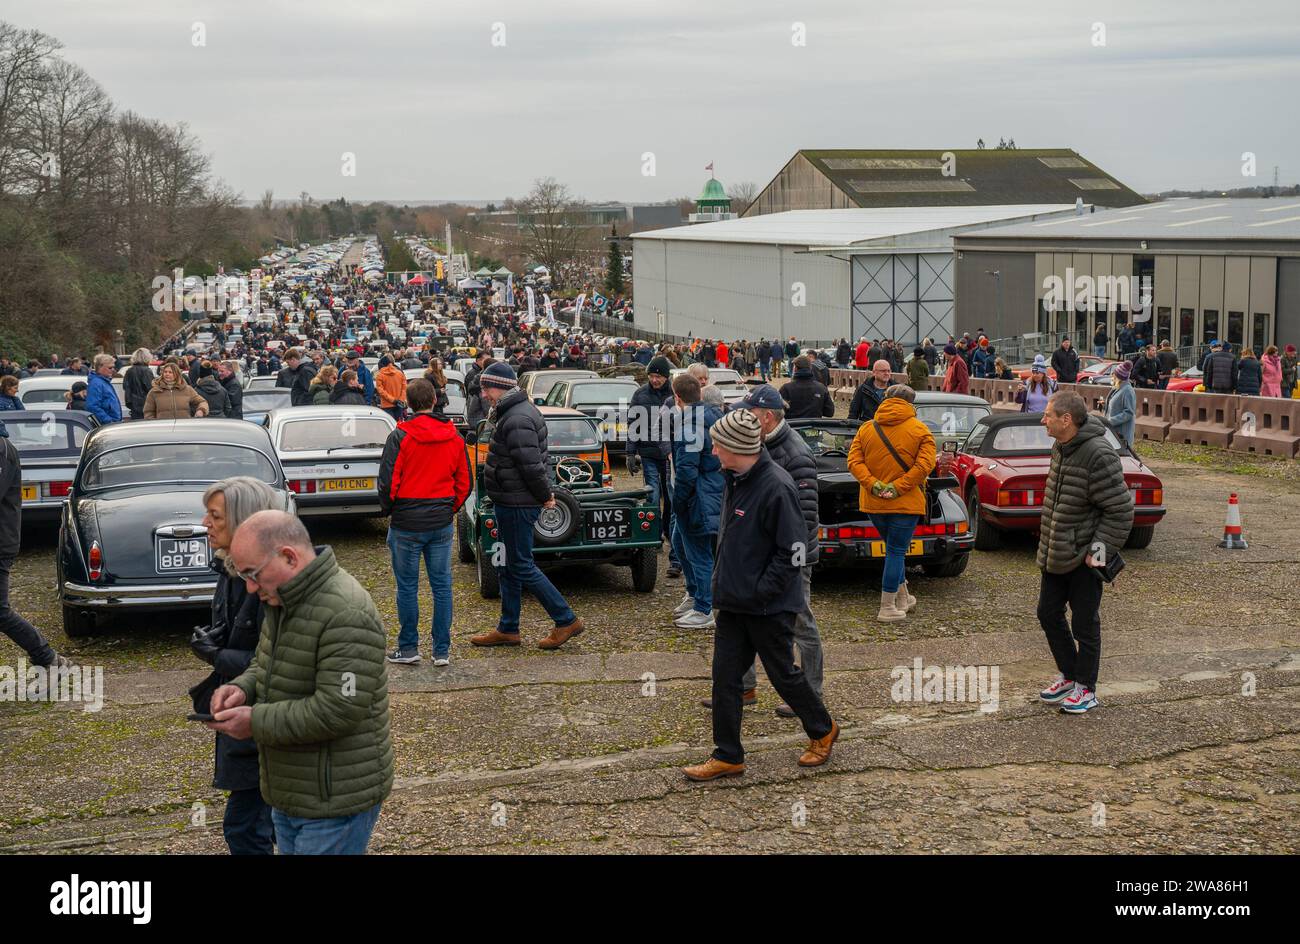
[83,444,278,489]
[569,384,636,407]
[986,424,1124,454]
[243,390,290,411]
[5,418,87,452]
[18,386,71,405]
[794,425,857,454]
[915,404,991,438]
[529,373,578,398]
[546,418,601,449]
[279,417,391,453]
[710,370,744,386]
[446,380,466,399]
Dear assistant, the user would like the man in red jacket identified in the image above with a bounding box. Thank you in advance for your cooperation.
[854,337,870,369]
[378,378,471,666]
[941,343,970,395]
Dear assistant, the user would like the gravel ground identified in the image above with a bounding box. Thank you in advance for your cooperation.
[2,409,1298,854]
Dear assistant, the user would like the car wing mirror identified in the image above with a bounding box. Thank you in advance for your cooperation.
[941,439,959,454]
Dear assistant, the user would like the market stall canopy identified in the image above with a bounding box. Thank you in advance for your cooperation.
[457,278,486,289]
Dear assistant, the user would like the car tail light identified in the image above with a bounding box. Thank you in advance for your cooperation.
[1134,487,1162,506]
[88,541,103,581]
[638,511,645,519]
[996,489,1037,507]
[485,518,495,529]
[47,481,73,498]
[287,479,317,494]
[641,522,650,531]
[646,512,655,521]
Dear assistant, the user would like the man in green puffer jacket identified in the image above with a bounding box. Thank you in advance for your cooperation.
[209,510,393,854]
[1034,393,1134,716]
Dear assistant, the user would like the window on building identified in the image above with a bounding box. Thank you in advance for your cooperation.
[1227,311,1244,347]
[1252,313,1271,351]
[1178,308,1194,350]
[1202,309,1219,345]
[1157,307,1172,345]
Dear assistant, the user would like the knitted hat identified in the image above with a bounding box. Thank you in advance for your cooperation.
[979,337,989,348]
[480,361,517,390]
[711,408,763,455]
[1114,360,1132,381]
[944,344,958,356]
[646,355,672,378]
[1032,354,1047,374]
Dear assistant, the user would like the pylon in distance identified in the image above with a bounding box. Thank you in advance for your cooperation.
[1217,492,1248,549]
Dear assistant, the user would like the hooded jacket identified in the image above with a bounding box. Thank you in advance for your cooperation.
[144,372,207,419]
[1050,345,1080,384]
[123,364,154,419]
[279,360,318,406]
[1261,353,1283,398]
[781,368,834,419]
[670,401,725,536]
[1204,349,1238,393]
[377,412,471,531]
[219,373,243,419]
[0,437,22,558]
[1236,357,1262,397]
[764,420,819,564]
[846,397,936,517]
[194,376,228,417]
[375,364,407,409]
[1035,416,1134,574]
[86,373,121,425]
[231,547,394,819]
[848,380,888,421]
[329,381,368,406]
[484,387,552,507]
[627,378,674,461]
[942,354,970,394]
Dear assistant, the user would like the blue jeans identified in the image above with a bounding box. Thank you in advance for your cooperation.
[387,524,453,657]
[1094,345,1106,358]
[759,360,769,381]
[671,523,714,614]
[271,801,382,855]
[868,513,921,594]
[641,456,679,567]
[494,505,576,634]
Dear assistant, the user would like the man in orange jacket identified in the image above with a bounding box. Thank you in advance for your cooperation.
[375,355,408,421]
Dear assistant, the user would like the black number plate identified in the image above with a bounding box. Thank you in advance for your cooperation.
[584,508,630,542]
[157,537,209,572]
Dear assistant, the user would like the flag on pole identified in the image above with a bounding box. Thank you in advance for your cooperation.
[574,293,586,329]
[543,293,555,325]
[592,291,607,311]
[705,161,714,172]
[525,286,536,323]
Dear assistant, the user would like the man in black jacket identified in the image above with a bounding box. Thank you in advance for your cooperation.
[626,356,682,578]
[1132,344,1160,389]
[1203,343,1238,393]
[835,339,852,367]
[1,434,70,670]
[848,359,893,421]
[464,349,492,427]
[277,348,317,406]
[469,362,584,651]
[701,385,825,719]
[217,361,243,419]
[1050,336,1080,384]
[1155,340,1180,390]
[683,408,838,782]
[781,356,835,419]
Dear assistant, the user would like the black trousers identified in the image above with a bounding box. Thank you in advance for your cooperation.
[712,610,833,765]
[1037,566,1103,691]
[223,787,275,855]
[0,555,55,667]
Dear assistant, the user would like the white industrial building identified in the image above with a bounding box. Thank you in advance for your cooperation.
[631,205,1082,344]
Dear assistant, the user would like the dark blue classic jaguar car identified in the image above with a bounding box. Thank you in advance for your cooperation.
[57,419,293,636]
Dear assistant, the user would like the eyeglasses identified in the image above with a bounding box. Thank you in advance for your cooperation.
[236,552,279,586]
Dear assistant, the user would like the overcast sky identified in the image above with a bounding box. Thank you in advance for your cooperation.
[5,0,1298,203]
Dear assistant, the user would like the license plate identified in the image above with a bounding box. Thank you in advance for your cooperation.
[21,485,37,501]
[319,477,375,492]
[157,537,209,572]
[584,508,630,542]
[601,422,627,439]
[869,540,924,557]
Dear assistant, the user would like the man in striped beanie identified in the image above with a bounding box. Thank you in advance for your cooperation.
[683,408,839,782]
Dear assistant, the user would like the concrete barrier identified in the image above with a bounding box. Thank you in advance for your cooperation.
[1168,394,1239,448]
[1133,389,1173,443]
[1229,397,1300,458]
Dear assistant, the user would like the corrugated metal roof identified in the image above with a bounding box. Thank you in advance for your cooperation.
[631,205,1080,247]
[957,198,1300,241]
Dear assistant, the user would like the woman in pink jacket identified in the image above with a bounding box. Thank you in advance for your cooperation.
[1261,345,1283,397]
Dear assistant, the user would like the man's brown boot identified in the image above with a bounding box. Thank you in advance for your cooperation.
[538,618,584,650]
[682,758,746,782]
[698,688,756,709]
[798,720,840,767]
[471,629,521,647]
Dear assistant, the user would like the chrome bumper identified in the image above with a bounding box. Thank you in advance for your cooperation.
[61,581,217,608]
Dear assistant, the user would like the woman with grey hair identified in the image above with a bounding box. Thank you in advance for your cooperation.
[123,348,155,421]
[188,475,279,854]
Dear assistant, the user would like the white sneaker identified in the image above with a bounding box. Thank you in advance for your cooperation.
[673,595,696,617]
[675,609,716,630]
[433,655,451,667]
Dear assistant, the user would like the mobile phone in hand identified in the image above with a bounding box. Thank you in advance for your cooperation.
[186,712,214,722]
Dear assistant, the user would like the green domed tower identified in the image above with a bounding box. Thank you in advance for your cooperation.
[690,167,737,223]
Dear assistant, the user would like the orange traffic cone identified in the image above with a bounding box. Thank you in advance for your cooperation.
[1217,493,1248,549]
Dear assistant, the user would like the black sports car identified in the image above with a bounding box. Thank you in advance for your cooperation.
[789,417,973,579]
[57,419,293,636]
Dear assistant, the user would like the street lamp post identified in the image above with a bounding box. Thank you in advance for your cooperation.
[986,269,1002,349]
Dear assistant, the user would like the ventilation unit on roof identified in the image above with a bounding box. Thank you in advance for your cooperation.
[1070,178,1121,190]
[847,179,975,193]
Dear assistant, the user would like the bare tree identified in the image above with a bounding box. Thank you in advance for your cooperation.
[0,23,61,193]
[726,180,759,213]
[517,177,585,287]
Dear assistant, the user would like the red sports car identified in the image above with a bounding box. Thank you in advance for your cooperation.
[936,413,1165,551]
